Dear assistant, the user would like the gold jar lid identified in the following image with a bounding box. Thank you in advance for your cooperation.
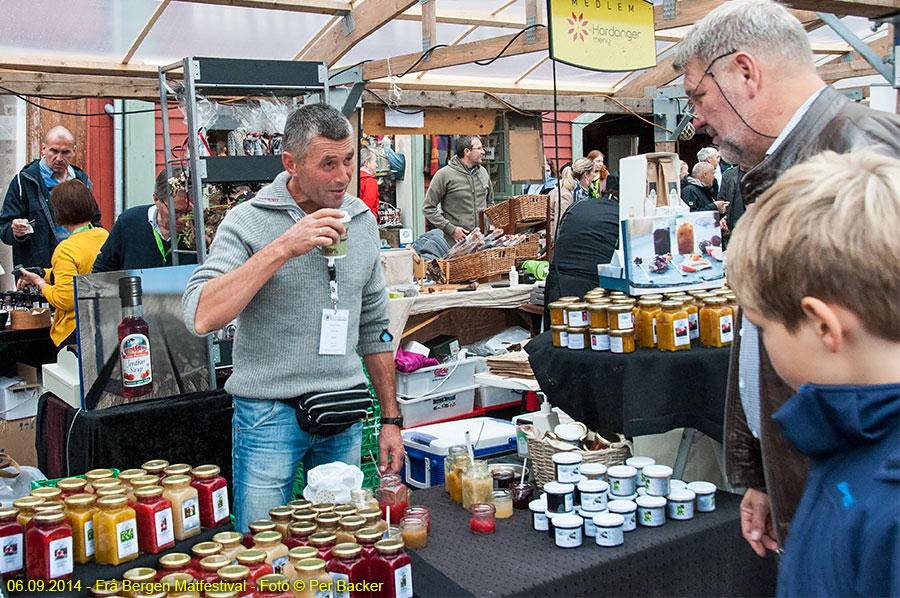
[333,542,363,559]
[357,507,381,520]
[642,293,664,300]
[288,546,318,562]
[30,487,62,501]
[607,305,632,313]
[159,552,191,568]
[213,531,243,547]
[91,478,123,491]
[339,515,365,530]
[704,297,727,305]
[160,474,191,488]
[55,477,87,492]
[269,506,293,522]
[564,302,589,311]
[612,298,636,306]
[236,549,267,566]
[374,538,404,554]
[163,463,191,477]
[33,511,66,524]
[218,564,251,582]
[0,506,18,520]
[63,493,97,508]
[565,326,587,334]
[294,558,327,573]
[96,494,129,509]
[205,590,240,598]
[333,504,357,517]
[309,532,337,547]
[288,499,311,511]
[134,591,168,598]
[589,328,609,334]
[637,299,661,307]
[248,519,276,533]
[586,297,611,305]
[355,527,383,543]
[95,486,128,498]
[316,512,340,526]
[557,296,579,303]
[660,300,683,309]
[547,301,568,311]
[587,303,608,312]
[123,566,156,583]
[84,468,114,482]
[160,572,193,586]
[117,468,146,483]
[131,475,161,489]
[12,496,43,511]
[713,288,732,296]
[191,464,221,479]
[33,502,65,514]
[288,522,316,536]
[310,502,335,513]
[256,574,289,589]
[192,541,222,557]
[133,486,164,499]
[550,325,567,331]
[609,329,635,337]
[253,531,283,545]
[670,295,693,304]
[291,510,316,523]
[200,555,231,571]
[141,459,169,474]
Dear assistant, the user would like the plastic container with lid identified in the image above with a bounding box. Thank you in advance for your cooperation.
[550,325,568,348]
[326,542,367,596]
[0,506,24,579]
[607,465,637,496]
[131,486,175,555]
[254,531,289,575]
[589,328,610,351]
[461,460,493,510]
[636,495,667,527]
[635,299,662,348]
[577,479,609,512]
[244,519,277,548]
[609,329,635,354]
[588,304,609,329]
[528,498,548,531]
[26,511,73,582]
[687,481,717,512]
[566,326,587,350]
[93,494,138,565]
[55,477,88,498]
[593,512,625,547]
[577,508,598,537]
[141,459,169,479]
[190,464,230,528]
[666,488,696,520]
[309,532,337,562]
[643,464,673,496]
[214,530,245,563]
[657,301,691,351]
[624,456,655,488]
[548,301,568,327]
[370,539,412,598]
[543,481,575,514]
[564,303,590,328]
[191,540,223,571]
[580,463,607,481]
[552,451,582,483]
[236,549,274,585]
[607,305,634,331]
[607,500,637,532]
[156,552,194,580]
[468,503,496,534]
[552,513,583,548]
[161,474,201,541]
[553,423,582,447]
[63,493,96,563]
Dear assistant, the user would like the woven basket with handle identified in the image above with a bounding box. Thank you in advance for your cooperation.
[527,434,631,490]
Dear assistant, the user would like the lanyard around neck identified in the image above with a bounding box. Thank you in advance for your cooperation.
[151,226,172,262]
[71,224,92,235]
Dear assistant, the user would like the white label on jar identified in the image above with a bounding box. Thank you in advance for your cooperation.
[581,491,608,512]
[610,477,636,496]
[639,506,666,527]
[569,310,589,327]
[533,511,549,531]
[332,571,350,598]
[316,588,334,598]
[689,312,699,339]
[155,507,174,546]
[116,518,138,559]
[647,477,669,496]
[719,314,734,343]
[673,318,690,347]
[48,536,73,579]
[610,335,624,353]
[583,518,597,537]
[212,486,230,522]
[596,526,624,547]
[0,533,23,574]
[554,526,583,548]
[556,463,580,483]
[617,312,632,329]
[567,332,585,350]
[562,311,568,326]
[120,333,152,387]
[652,317,657,344]
[590,332,610,351]
[182,497,200,532]
[84,520,94,557]
[394,563,414,598]
[667,500,694,520]
[697,493,716,512]
[273,554,289,574]
[560,331,568,347]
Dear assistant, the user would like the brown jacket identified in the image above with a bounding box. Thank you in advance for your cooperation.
[724,85,900,545]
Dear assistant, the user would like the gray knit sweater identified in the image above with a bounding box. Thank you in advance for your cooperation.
[182,172,392,400]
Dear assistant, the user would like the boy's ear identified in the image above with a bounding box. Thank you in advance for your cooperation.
[799,297,843,353]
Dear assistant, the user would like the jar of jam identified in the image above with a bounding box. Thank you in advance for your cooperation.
[291,509,316,528]
[461,460,492,510]
[700,297,733,347]
[63,493,96,564]
[93,494,138,566]
[511,482,535,510]
[609,329,636,354]
[547,301,568,326]
[309,503,334,515]
[254,531,289,575]
[214,530,244,563]
[31,486,62,504]
[490,465,516,489]
[326,543,367,596]
[403,506,431,534]
[255,573,293,597]
[607,305,634,331]
[333,504,356,518]
[635,299,661,348]
[129,475,161,500]
[117,469,146,502]
[84,468,115,493]
[399,517,427,548]
[13,496,43,527]
[353,527,380,578]
[336,515,365,545]
[244,520,277,548]
[357,508,387,533]
[123,566,156,592]
[375,474,408,525]
[589,327,610,351]
[26,511,73,582]
[141,459,169,480]
[315,512,340,536]
[289,499,312,512]
[29,503,65,530]
[159,572,195,596]
[197,554,231,583]
[370,539,412,598]
[656,300,690,351]
[443,445,468,494]
[161,474,201,541]
[285,546,317,583]
[550,325,568,348]
[191,465,230,528]
[349,489,378,512]
[163,463,192,478]
[191,540,223,571]
[468,503,496,534]
[94,484,128,500]
[587,303,609,329]
[565,326,587,350]
[55,477,88,498]
[308,532,336,563]
[156,552,194,580]
[0,506,24,579]
[236,549,274,585]
[293,558,334,598]
[285,522,316,549]
[129,486,173,555]
[564,303,589,328]
[218,564,252,594]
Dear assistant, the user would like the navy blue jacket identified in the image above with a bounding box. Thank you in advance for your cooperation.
[92,204,197,273]
[773,383,899,597]
[0,159,100,268]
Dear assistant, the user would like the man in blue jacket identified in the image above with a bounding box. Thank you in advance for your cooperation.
[0,126,101,269]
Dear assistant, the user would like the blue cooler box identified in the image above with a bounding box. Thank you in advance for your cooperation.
[401,417,517,488]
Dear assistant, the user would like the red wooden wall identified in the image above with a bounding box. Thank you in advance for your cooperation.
[84,99,114,230]
[155,106,189,175]
[541,111,576,172]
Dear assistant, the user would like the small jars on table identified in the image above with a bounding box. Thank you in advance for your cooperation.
[399,516,427,548]
[609,329,635,354]
[550,325,568,348]
[93,494,138,566]
[253,530,289,575]
[26,511,73,583]
[326,543,367,595]
[564,303,589,329]
[443,445,468,494]
[635,299,662,348]
[191,464,230,528]
[63,493,96,564]
[370,540,412,597]
[468,503,496,534]
[547,301,568,327]
[335,515,365,545]
[566,326,587,350]
[492,489,513,519]
[0,506,24,579]
[236,549,273,585]
[588,303,609,329]
[55,477,88,499]
[656,300,690,351]
[132,485,175,554]
[700,297,733,347]
[607,305,634,331]
[161,474,201,541]
[213,530,245,563]
[375,474,408,525]
[461,460,493,510]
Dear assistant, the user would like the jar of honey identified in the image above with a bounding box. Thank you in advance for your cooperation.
[461,460,493,510]
[269,506,294,540]
[587,304,609,329]
[548,301,568,326]
[700,297,734,347]
[550,325,568,348]
[566,326,587,350]
[607,305,634,331]
[589,328,610,351]
[293,558,334,598]
[254,531,289,575]
[62,493,96,564]
[656,301,691,352]
[55,477,88,498]
[564,303,590,328]
[93,494,138,566]
[213,530,244,563]
[335,515,365,545]
[609,329,636,354]
[635,299,662,348]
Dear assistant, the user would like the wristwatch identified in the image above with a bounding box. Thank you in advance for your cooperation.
[379,416,404,427]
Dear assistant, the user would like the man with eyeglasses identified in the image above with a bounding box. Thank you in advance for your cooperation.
[93,166,198,272]
[0,126,101,269]
[674,0,900,564]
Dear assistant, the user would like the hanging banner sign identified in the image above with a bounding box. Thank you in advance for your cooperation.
[547,0,656,72]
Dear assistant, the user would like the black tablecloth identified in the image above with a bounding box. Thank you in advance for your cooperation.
[408,485,777,597]
[526,331,731,442]
[0,326,56,372]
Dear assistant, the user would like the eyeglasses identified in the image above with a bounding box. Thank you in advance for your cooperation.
[686,48,737,108]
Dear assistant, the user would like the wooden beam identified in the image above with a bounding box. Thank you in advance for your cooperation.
[653,0,726,31]
[515,56,548,85]
[778,0,900,19]
[303,0,418,65]
[364,28,549,81]
[293,15,340,60]
[174,0,349,15]
[0,71,162,100]
[362,89,651,113]
[362,106,496,135]
[396,7,525,28]
[422,0,436,57]
[123,0,171,64]
[0,56,160,78]
[615,54,678,98]
[818,59,880,82]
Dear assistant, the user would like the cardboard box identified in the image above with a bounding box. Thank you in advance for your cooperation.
[0,364,41,421]
[620,152,687,221]
[0,416,37,467]
[42,347,81,409]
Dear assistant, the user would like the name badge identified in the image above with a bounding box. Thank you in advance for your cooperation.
[319,309,349,355]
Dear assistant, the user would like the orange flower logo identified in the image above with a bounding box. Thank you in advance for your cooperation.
[567,12,589,42]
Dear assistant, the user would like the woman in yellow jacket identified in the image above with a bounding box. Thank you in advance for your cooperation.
[18,180,108,347]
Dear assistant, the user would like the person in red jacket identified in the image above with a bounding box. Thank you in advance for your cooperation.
[359,147,379,217]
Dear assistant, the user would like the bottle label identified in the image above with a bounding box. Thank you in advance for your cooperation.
[394,563,413,598]
[155,507,175,546]
[182,497,200,532]
[610,335,624,353]
[569,310,589,327]
[0,533,23,574]
[617,312,632,329]
[84,520,94,557]
[688,312,699,339]
[120,333,152,387]
[212,486,230,523]
[559,331,568,347]
[673,318,690,347]
[567,332,585,350]
[554,525,583,548]
[555,463,579,483]
[590,332,609,351]
[272,554,288,574]
[331,571,350,598]
[719,314,734,343]
[116,518,138,559]
[48,536,73,579]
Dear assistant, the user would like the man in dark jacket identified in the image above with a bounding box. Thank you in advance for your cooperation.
[681,162,724,212]
[0,126,101,269]
[718,165,745,242]
[93,167,197,272]
[675,0,900,558]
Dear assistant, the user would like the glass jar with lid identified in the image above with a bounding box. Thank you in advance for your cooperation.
[117,468,146,502]
[461,460,493,509]
[333,504,356,518]
[288,499,312,512]
[94,485,128,500]
[191,465,230,528]
[635,299,662,348]
[31,486,62,504]
[566,326,588,350]
[141,459,169,480]
[217,564,251,593]
[370,540,412,597]
[349,488,378,511]
[443,445,469,494]
[357,507,387,533]
[315,512,340,536]
[197,554,231,584]
[156,552,194,580]
[253,531,289,575]
[163,463,192,478]
[83,468,115,493]
[609,329,636,354]
[29,503,65,528]
[375,474,408,525]
[26,511,73,582]
[293,558,334,598]
[492,488,513,519]
[671,295,699,341]
[255,573,293,598]
[161,474,201,541]
[291,509,316,528]
[63,493,96,563]
[285,522,316,549]
[93,494,138,565]
[700,297,733,347]
[335,515,365,545]
[0,506,24,579]
[468,503,496,534]
[326,543,367,595]
[308,532,337,562]
[55,477,88,498]
[213,530,244,563]
[13,496,43,527]
[404,506,431,533]
[557,296,580,304]
[588,303,609,329]
[245,520,277,548]
[285,545,317,583]
[235,549,273,585]
[159,572,196,597]
[547,301,569,326]
[564,303,590,328]
[123,566,156,593]
[190,540,223,571]
[354,527,381,576]
[399,516,427,548]
[129,475,161,502]
[309,503,334,515]
[550,325,568,348]
[607,305,634,331]
[269,506,294,540]
[656,301,691,351]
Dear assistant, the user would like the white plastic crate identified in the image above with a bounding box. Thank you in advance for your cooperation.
[476,385,522,408]
[395,355,478,397]
[397,384,477,428]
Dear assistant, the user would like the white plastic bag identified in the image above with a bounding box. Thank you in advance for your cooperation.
[302,462,364,504]
[0,458,47,507]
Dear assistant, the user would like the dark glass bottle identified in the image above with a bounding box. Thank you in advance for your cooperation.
[118,276,152,398]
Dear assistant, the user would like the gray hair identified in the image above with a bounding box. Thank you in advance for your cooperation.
[45,126,75,144]
[154,164,185,200]
[673,0,814,72]
[692,161,714,178]
[283,103,353,161]
[697,147,718,162]
[360,147,376,166]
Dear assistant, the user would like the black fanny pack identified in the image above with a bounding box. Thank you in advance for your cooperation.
[279,385,372,436]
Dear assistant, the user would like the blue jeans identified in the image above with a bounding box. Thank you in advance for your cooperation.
[232,398,363,532]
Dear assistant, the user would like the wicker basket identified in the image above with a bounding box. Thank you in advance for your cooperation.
[514,233,541,265]
[10,308,51,330]
[528,434,631,490]
[484,195,549,229]
[483,200,512,229]
[429,247,516,284]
